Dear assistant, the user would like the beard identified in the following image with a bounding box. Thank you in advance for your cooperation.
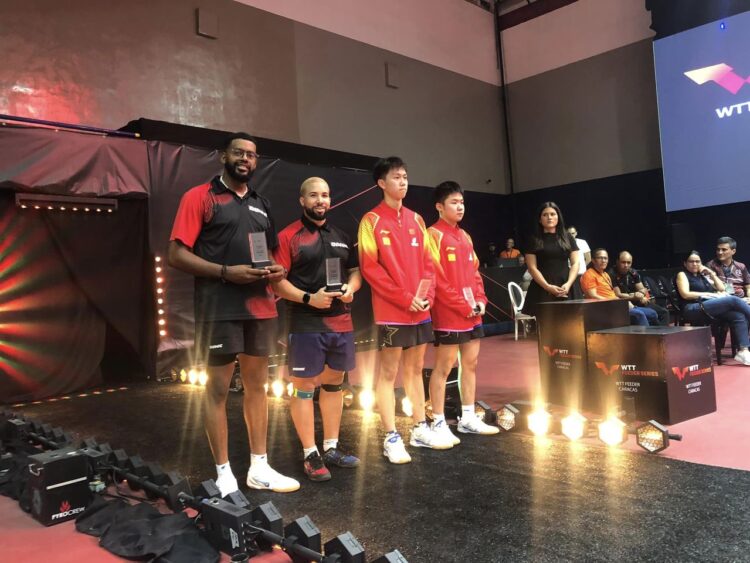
[224,160,254,183]
[303,204,327,222]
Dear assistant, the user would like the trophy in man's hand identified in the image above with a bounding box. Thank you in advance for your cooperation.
[325,257,343,292]
[462,287,481,314]
[249,232,272,268]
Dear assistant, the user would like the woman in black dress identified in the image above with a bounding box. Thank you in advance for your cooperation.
[522,202,580,316]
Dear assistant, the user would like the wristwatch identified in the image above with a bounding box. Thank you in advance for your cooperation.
[302,292,311,304]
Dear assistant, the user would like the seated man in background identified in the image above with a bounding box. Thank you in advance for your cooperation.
[499,238,521,259]
[611,250,669,325]
[485,242,500,267]
[581,249,658,326]
[706,236,750,300]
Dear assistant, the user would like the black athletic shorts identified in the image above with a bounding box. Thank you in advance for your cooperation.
[433,325,484,346]
[195,318,277,365]
[378,322,434,349]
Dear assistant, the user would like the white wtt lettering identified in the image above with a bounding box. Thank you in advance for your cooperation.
[715,100,750,118]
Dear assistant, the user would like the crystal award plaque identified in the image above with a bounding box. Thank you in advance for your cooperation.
[462,287,481,314]
[415,278,431,301]
[249,232,272,268]
[325,257,343,292]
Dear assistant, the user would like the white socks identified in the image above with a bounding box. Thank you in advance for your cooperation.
[323,439,338,452]
[303,446,319,459]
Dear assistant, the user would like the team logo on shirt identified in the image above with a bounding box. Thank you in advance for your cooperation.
[448,254,456,262]
[330,242,348,249]
[409,229,415,235]
[411,237,418,247]
[248,205,268,217]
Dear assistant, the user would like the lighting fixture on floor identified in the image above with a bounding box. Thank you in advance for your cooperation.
[496,404,520,431]
[527,406,552,436]
[598,416,627,446]
[358,388,375,411]
[561,411,588,441]
[474,401,495,423]
[635,420,682,453]
[401,396,413,418]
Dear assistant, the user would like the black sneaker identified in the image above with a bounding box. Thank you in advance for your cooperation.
[303,451,331,482]
[322,447,360,468]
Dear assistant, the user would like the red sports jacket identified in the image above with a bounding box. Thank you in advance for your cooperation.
[358,201,435,325]
[428,218,486,331]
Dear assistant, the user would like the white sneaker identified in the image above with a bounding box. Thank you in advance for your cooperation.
[457,415,500,435]
[247,464,300,493]
[734,349,750,366]
[383,433,412,464]
[215,472,238,497]
[409,424,454,450]
[431,419,460,446]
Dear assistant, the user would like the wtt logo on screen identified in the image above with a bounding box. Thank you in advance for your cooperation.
[684,63,750,119]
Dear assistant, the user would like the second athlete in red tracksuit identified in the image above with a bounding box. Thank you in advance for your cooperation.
[428,218,486,333]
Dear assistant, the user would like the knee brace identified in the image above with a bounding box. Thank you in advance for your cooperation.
[320,383,343,392]
[292,388,315,399]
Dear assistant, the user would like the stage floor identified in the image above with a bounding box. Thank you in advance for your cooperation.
[3,334,750,562]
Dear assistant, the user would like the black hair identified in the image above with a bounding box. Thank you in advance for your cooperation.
[434,181,463,205]
[223,132,258,151]
[528,201,572,253]
[717,236,737,250]
[684,250,701,262]
[373,156,407,183]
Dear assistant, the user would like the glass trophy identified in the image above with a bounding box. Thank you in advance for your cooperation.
[462,287,481,314]
[415,278,431,301]
[249,232,272,268]
[325,257,343,292]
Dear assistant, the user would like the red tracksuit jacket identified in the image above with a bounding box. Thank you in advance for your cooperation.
[428,218,486,331]
[358,201,435,325]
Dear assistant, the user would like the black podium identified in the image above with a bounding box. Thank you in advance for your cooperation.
[587,326,716,424]
[537,299,629,412]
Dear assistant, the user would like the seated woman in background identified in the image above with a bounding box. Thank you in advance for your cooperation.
[676,250,750,366]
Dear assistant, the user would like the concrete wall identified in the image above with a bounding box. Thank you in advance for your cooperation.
[0,0,507,193]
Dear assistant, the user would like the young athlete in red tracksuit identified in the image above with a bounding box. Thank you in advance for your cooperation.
[428,181,499,443]
[358,157,454,464]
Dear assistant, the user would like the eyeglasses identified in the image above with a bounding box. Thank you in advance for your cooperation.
[228,148,259,159]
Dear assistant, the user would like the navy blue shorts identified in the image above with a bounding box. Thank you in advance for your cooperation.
[287,332,355,378]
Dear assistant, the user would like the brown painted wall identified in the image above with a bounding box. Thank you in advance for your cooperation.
[0,0,507,193]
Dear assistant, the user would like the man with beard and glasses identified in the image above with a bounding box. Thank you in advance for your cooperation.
[168,132,299,497]
[271,177,362,482]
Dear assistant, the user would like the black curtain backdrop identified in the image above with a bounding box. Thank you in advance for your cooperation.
[0,127,154,402]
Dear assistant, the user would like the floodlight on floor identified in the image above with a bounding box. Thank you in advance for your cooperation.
[561,412,588,441]
[635,420,683,453]
[401,396,413,418]
[270,379,285,398]
[474,401,495,423]
[187,368,199,385]
[496,404,520,431]
[286,382,294,397]
[342,386,354,408]
[179,369,187,383]
[527,406,552,436]
[197,370,208,387]
[358,388,375,411]
[598,416,627,446]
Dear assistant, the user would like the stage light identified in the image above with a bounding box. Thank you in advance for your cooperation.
[358,388,375,411]
[158,319,166,326]
[527,407,551,436]
[636,420,682,454]
[179,369,187,383]
[401,397,413,417]
[187,369,199,385]
[263,383,269,393]
[197,370,208,387]
[561,412,587,441]
[474,401,495,423]
[155,256,162,262]
[271,379,285,398]
[158,309,164,315]
[156,277,163,284]
[598,417,627,446]
[287,382,294,397]
[155,266,162,273]
[157,298,164,305]
[342,387,354,408]
[157,287,163,294]
[424,399,434,421]
[496,404,520,431]
[16,193,118,212]
[720,21,726,30]
[159,330,167,337]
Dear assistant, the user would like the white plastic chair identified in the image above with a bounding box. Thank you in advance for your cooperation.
[508,281,536,340]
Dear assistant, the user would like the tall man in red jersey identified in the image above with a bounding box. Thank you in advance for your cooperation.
[168,132,299,496]
[428,182,499,444]
[272,177,362,482]
[358,157,454,465]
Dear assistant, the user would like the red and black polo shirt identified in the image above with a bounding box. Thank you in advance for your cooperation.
[274,215,358,333]
[170,176,278,322]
